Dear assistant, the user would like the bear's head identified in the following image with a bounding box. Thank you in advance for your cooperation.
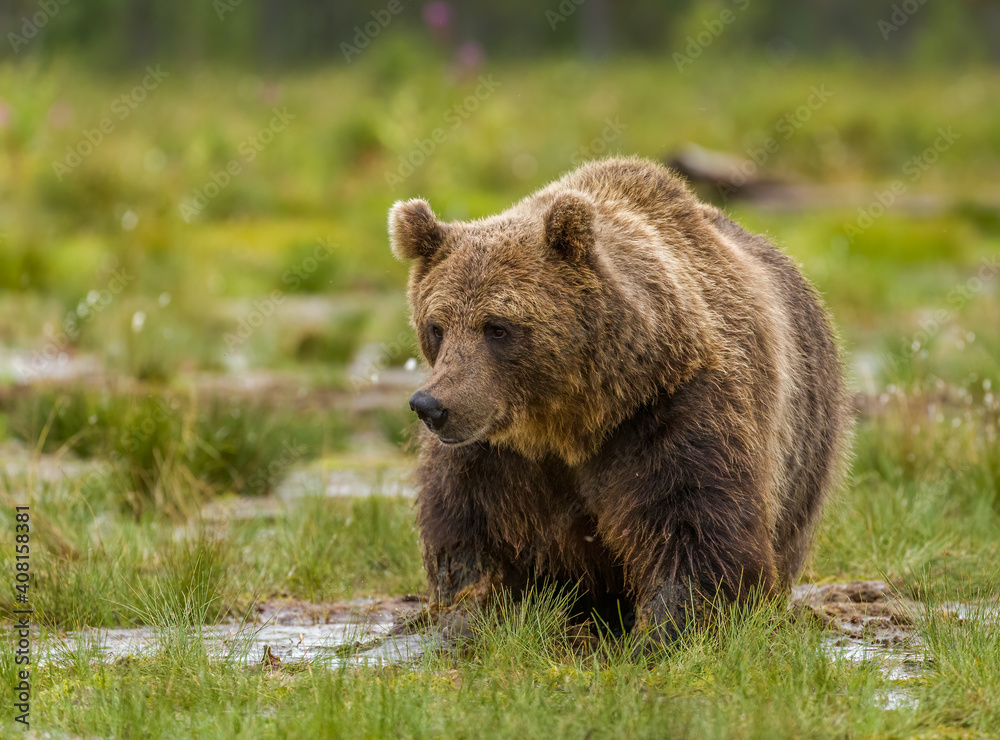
[389,183,713,464]
[389,191,607,461]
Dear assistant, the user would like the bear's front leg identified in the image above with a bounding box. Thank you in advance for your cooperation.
[584,433,780,644]
[414,436,535,609]
[579,375,785,646]
[422,547,490,606]
[630,490,780,644]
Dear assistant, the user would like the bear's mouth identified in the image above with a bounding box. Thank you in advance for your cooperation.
[436,415,497,446]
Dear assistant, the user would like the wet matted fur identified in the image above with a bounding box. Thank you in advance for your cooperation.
[389,156,852,639]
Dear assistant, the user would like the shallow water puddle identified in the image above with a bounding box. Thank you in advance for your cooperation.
[276,465,417,500]
[791,580,926,708]
[36,619,432,668]
[45,622,366,665]
[823,636,923,682]
[23,583,995,689]
[33,597,431,668]
[821,635,924,710]
[790,580,1000,710]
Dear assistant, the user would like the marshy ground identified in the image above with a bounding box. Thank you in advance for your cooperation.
[1,53,999,737]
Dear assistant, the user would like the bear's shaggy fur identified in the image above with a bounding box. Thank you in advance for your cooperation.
[389,157,851,638]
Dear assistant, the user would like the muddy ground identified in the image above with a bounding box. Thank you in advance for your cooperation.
[38,581,945,669]
[791,580,918,644]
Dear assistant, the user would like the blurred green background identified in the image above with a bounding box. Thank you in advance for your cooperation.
[3,6,1000,736]
[0,0,997,510]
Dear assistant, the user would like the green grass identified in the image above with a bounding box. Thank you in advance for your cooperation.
[1,387,349,515]
[0,405,996,737]
[809,389,1000,599]
[1,49,999,739]
[0,472,423,626]
[1,398,998,736]
[918,595,1000,732]
[236,494,425,603]
[1,53,998,386]
[6,578,1000,738]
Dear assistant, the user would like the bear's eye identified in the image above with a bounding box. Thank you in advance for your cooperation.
[431,325,444,340]
[486,324,508,340]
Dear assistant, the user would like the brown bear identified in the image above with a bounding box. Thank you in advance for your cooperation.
[389,156,851,640]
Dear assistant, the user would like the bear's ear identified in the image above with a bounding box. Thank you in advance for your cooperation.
[543,190,595,262]
[389,199,447,261]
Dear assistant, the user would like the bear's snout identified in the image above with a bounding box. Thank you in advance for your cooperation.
[410,390,449,433]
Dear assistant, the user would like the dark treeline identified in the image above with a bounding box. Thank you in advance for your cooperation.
[1,0,997,67]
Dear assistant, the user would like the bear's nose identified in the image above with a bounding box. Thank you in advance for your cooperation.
[409,391,449,432]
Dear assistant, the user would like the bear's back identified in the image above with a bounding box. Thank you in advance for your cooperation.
[554,158,850,582]
[551,157,698,226]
